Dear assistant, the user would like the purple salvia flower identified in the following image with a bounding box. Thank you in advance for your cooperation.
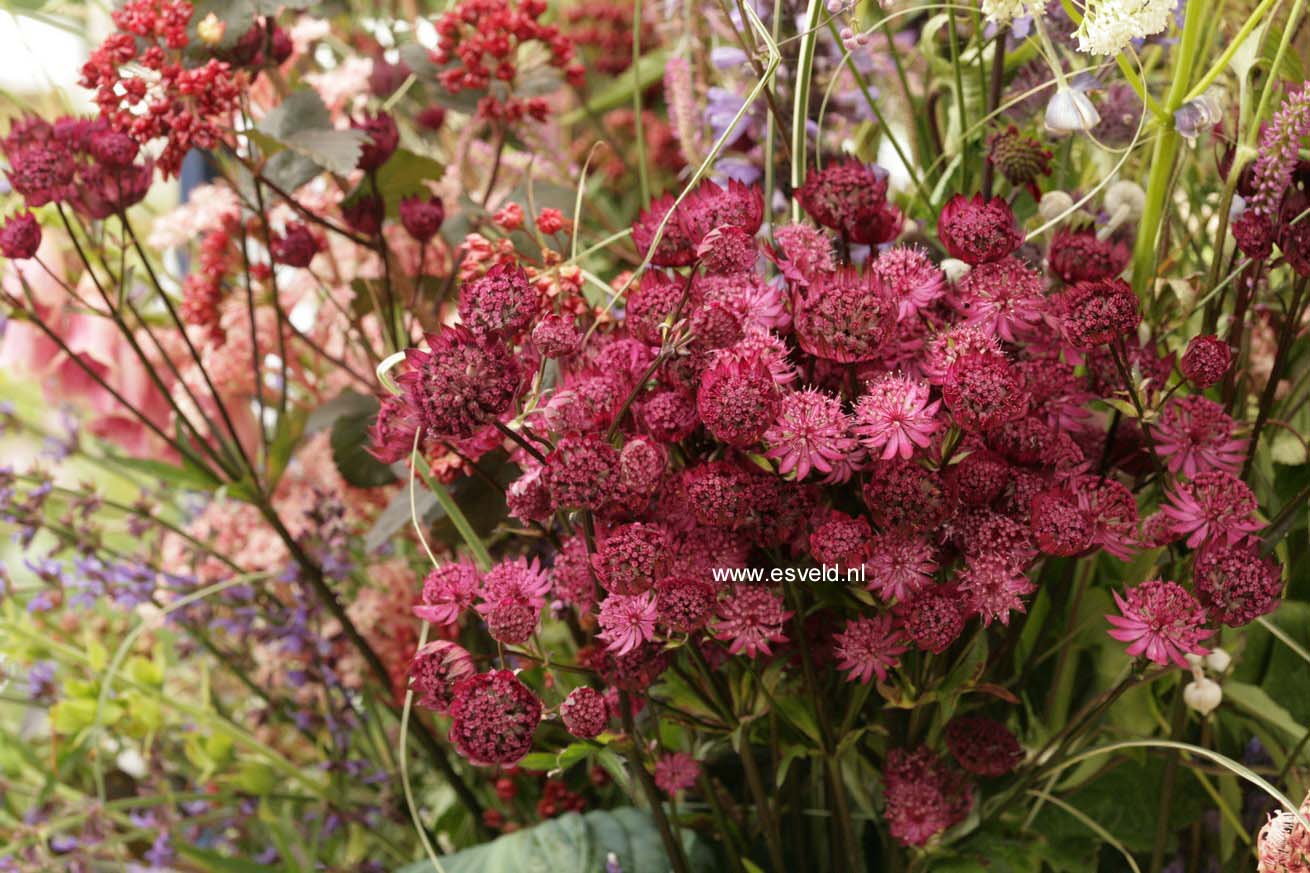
[1249,82,1310,220]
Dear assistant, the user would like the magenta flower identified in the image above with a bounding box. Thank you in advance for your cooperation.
[1106,579,1211,667]
[477,557,552,614]
[712,584,791,657]
[936,194,1022,265]
[883,747,974,846]
[865,532,937,602]
[1160,470,1262,548]
[834,614,908,684]
[597,592,658,654]
[853,374,941,460]
[653,752,701,795]
[1179,334,1232,388]
[1154,396,1247,477]
[764,388,857,480]
[872,245,946,320]
[447,670,542,766]
[957,552,1035,627]
[958,256,1048,343]
[413,563,480,626]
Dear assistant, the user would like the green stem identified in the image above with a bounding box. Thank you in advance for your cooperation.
[791,0,824,220]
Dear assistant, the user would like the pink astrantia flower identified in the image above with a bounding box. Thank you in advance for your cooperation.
[853,374,942,460]
[957,552,1036,626]
[834,614,908,683]
[764,388,857,480]
[1154,396,1247,477]
[413,563,481,625]
[883,747,974,846]
[477,557,552,614]
[653,751,702,795]
[597,592,659,654]
[872,245,946,320]
[1160,470,1262,548]
[865,532,937,602]
[712,584,791,657]
[1106,579,1211,667]
[957,256,1048,343]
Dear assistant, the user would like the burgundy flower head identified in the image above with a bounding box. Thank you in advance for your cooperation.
[559,687,608,739]
[1231,208,1274,260]
[793,266,897,363]
[531,314,581,359]
[696,353,781,448]
[1048,228,1130,284]
[945,716,1023,776]
[765,388,857,481]
[368,394,421,464]
[447,670,542,765]
[409,640,475,713]
[1180,334,1232,389]
[459,261,539,339]
[796,159,901,245]
[863,460,949,534]
[1192,539,1282,627]
[1030,489,1094,557]
[942,352,1029,432]
[399,195,446,242]
[883,747,974,846]
[1106,579,1210,667]
[342,194,385,235]
[0,211,41,260]
[834,613,907,683]
[542,433,622,511]
[937,194,1023,265]
[654,575,717,633]
[1160,470,1261,548]
[414,563,480,625]
[270,221,321,268]
[675,178,764,244]
[900,588,965,654]
[352,111,400,170]
[592,522,669,595]
[1060,277,1141,348]
[397,327,524,439]
[631,193,698,267]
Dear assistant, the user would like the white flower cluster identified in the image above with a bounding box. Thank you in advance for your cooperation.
[1074,0,1176,56]
[980,0,1043,24]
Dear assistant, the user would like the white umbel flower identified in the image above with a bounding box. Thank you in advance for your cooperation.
[1074,0,1176,56]
[981,0,1041,24]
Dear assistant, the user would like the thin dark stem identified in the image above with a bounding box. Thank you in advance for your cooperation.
[980,31,1006,200]
[494,420,549,464]
[1149,688,1187,873]
[619,691,692,873]
[1243,277,1309,478]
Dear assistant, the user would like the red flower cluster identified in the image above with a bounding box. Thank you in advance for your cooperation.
[2,116,152,218]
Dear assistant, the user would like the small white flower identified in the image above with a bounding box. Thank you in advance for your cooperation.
[1074,0,1176,56]
[1183,677,1223,716]
[940,258,971,283]
[1038,190,1076,224]
[1045,87,1102,136]
[1204,647,1232,674]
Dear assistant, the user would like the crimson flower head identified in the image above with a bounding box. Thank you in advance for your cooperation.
[0,211,41,260]
[834,613,907,684]
[352,111,399,171]
[854,374,941,460]
[899,588,965,653]
[1030,489,1094,557]
[542,433,622,511]
[1154,396,1246,477]
[764,388,857,481]
[89,129,140,168]
[417,104,448,131]
[809,512,873,569]
[872,245,945,319]
[397,327,524,440]
[531,314,581,359]
[712,584,791,657]
[945,716,1023,776]
[793,266,897,363]
[1160,470,1262,548]
[675,178,764,244]
[270,221,321,268]
[937,194,1023,265]
[447,670,542,766]
[1060,277,1141,348]
[631,193,697,266]
[342,194,385,235]
[367,394,420,464]
[399,195,445,242]
[696,353,781,448]
[414,563,480,626]
[1231,208,1274,259]
[653,752,701,795]
[883,747,973,846]
[654,575,716,633]
[1106,579,1210,667]
[796,159,902,245]
[770,222,835,286]
[408,640,475,712]
[1192,539,1283,627]
[942,351,1029,432]
[592,522,669,595]
[1180,334,1233,388]
[598,592,658,654]
[958,256,1047,342]
[1048,228,1130,284]
[559,687,608,739]
[459,261,539,339]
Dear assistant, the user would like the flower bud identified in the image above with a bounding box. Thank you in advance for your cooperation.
[197,12,227,46]
[1038,191,1075,224]
[939,258,971,283]
[1045,87,1101,136]
[1104,181,1146,222]
[1204,647,1232,674]
[1183,677,1222,716]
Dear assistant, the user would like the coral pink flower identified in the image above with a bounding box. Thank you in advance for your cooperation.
[853,374,941,460]
[1160,470,1262,548]
[712,585,791,657]
[834,614,908,683]
[764,388,857,480]
[1106,579,1211,667]
[598,592,658,654]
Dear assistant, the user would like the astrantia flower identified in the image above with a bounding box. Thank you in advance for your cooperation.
[626,271,687,345]
[937,194,1023,265]
[696,353,781,448]
[770,222,835,285]
[487,602,538,645]
[531,314,581,359]
[479,557,552,613]
[945,716,1023,776]
[1075,0,1178,56]
[883,747,973,847]
[560,687,608,739]
[409,641,475,712]
[697,225,758,274]
[1106,579,1211,667]
[957,552,1035,626]
[368,394,421,465]
[853,374,941,460]
[958,256,1048,342]
[1192,539,1283,627]
[414,563,481,625]
[809,512,873,569]
[713,584,791,657]
[352,111,399,170]
[654,752,701,795]
[543,434,622,511]
[270,222,321,268]
[942,352,1029,432]
[676,178,764,245]
[598,592,659,654]
[872,246,946,320]
[682,461,761,529]
[1030,489,1095,557]
[654,576,717,633]
[398,327,523,439]
[399,195,446,242]
[0,211,41,260]
[1180,335,1233,389]
[341,194,385,235]
[987,126,1053,198]
[631,193,698,266]
[1160,470,1262,548]
[1154,396,1246,477]
[1060,277,1141,349]
[923,325,1003,385]
[620,438,666,497]
[1048,229,1130,284]
[866,532,937,602]
[793,267,897,363]
[863,461,949,534]
[947,449,1011,505]
[900,589,966,654]
[1232,208,1275,259]
[697,271,790,332]
[459,261,539,339]
[1072,475,1140,559]
[764,388,857,480]
[592,523,669,595]
[447,670,542,765]
[834,613,908,683]
[796,159,902,245]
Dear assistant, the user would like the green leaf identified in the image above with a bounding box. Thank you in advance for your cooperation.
[562,50,671,124]
[370,149,447,205]
[255,90,366,178]
[328,395,398,488]
[1224,681,1307,744]
[177,844,280,873]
